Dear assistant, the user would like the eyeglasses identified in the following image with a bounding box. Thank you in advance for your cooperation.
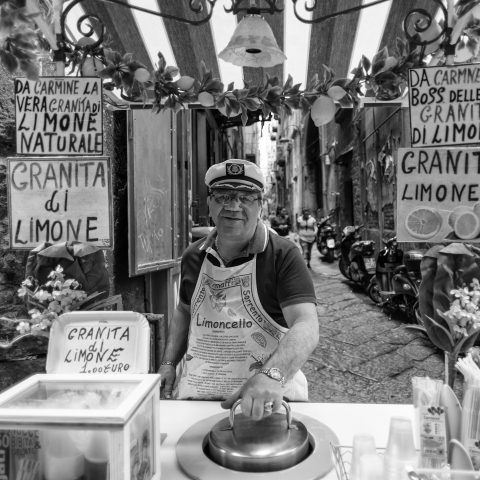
[210,191,261,206]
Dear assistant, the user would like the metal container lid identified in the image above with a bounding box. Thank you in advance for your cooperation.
[207,400,310,472]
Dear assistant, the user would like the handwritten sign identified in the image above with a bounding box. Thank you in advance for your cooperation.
[396,147,480,243]
[408,65,480,148]
[7,156,112,249]
[46,312,151,374]
[15,77,103,155]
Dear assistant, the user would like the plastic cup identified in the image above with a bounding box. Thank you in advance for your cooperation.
[350,433,376,480]
[384,417,418,480]
[358,453,384,480]
[385,417,416,460]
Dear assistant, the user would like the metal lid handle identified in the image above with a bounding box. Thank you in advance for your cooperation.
[229,399,292,429]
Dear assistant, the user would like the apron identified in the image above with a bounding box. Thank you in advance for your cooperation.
[175,250,308,400]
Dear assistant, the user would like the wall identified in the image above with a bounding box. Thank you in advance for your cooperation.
[0,64,29,317]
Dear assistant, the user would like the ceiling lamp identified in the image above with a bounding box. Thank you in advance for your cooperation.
[218,14,286,68]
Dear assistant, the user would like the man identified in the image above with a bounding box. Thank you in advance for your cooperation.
[270,206,291,237]
[160,159,318,420]
[297,208,318,268]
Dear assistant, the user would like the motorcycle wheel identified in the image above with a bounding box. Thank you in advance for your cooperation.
[338,258,351,280]
[367,279,382,304]
[325,249,335,263]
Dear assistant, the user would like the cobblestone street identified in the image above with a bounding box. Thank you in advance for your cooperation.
[304,245,447,404]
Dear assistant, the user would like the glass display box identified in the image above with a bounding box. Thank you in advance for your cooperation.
[0,373,161,480]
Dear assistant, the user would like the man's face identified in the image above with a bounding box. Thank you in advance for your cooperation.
[208,188,262,241]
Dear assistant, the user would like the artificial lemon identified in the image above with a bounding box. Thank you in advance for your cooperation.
[310,95,336,127]
[81,56,104,76]
[198,91,215,107]
[176,76,195,91]
[134,67,150,83]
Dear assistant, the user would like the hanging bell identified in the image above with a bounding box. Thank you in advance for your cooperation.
[218,14,286,68]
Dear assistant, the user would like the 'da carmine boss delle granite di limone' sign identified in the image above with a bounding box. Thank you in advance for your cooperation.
[15,77,103,155]
[396,147,480,243]
[7,157,112,249]
[408,64,480,148]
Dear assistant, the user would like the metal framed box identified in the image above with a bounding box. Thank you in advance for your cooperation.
[0,373,160,480]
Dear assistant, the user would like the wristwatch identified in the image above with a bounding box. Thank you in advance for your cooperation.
[256,367,285,387]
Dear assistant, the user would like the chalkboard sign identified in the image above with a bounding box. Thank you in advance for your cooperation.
[15,77,103,155]
[46,311,151,374]
[128,109,174,276]
[408,65,480,148]
[7,156,113,249]
[396,147,480,243]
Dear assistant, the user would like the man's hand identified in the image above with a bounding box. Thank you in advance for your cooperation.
[221,373,284,421]
[160,365,176,399]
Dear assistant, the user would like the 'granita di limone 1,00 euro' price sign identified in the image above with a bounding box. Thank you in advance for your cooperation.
[396,147,480,243]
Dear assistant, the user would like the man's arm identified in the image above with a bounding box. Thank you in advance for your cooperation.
[159,305,190,398]
[221,302,319,419]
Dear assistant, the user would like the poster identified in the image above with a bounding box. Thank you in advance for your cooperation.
[15,77,103,155]
[8,157,112,249]
[396,147,480,243]
[408,64,480,148]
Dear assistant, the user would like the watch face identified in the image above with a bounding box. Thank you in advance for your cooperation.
[269,368,282,381]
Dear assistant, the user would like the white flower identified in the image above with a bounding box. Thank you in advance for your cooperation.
[16,322,31,334]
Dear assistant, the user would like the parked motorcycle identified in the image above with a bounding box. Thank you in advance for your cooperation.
[368,236,424,323]
[338,225,378,299]
[316,209,339,263]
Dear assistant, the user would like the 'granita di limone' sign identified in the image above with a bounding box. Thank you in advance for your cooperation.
[15,77,103,155]
[408,64,480,148]
[7,157,112,249]
[396,147,480,243]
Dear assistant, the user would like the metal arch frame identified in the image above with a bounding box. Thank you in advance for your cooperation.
[60,0,448,29]
[59,0,454,66]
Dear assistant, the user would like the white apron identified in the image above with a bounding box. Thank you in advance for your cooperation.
[175,251,308,400]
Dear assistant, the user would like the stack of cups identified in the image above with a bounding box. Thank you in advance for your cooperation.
[350,433,381,480]
[384,417,418,480]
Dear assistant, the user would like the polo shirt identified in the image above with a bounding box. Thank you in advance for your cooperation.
[179,222,317,328]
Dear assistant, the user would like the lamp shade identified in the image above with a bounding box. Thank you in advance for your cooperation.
[218,14,286,68]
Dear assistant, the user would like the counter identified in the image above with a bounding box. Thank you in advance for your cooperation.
[160,401,415,480]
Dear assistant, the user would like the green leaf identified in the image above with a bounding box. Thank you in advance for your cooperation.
[283,74,293,91]
[372,46,388,66]
[361,55,371,74]
[454,329,480,356]
[371,59,386,76]
[0,49,18,73]
[227,82,235,91]
[157,52,166,72]
[422,314,455,352]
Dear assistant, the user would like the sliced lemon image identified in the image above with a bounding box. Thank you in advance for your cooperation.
[448,205,473,229]
[454,211,480,240]
[405,207,442,240]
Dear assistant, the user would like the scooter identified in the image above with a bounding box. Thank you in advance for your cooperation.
[316,209,339,263]
[338,224,378,298]
[368,236,424,322]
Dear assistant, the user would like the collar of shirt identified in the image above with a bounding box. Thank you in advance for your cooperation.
[199,220,269,257]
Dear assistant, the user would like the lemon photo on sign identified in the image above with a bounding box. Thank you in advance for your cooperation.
[404,206,443,240]
[448,205,480,240]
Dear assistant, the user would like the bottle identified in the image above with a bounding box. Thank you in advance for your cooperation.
[384,417,418,480]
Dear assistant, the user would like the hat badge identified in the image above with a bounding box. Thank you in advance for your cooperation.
[226,163,245,176]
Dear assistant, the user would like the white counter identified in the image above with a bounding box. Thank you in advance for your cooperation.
[159,401,414,480]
